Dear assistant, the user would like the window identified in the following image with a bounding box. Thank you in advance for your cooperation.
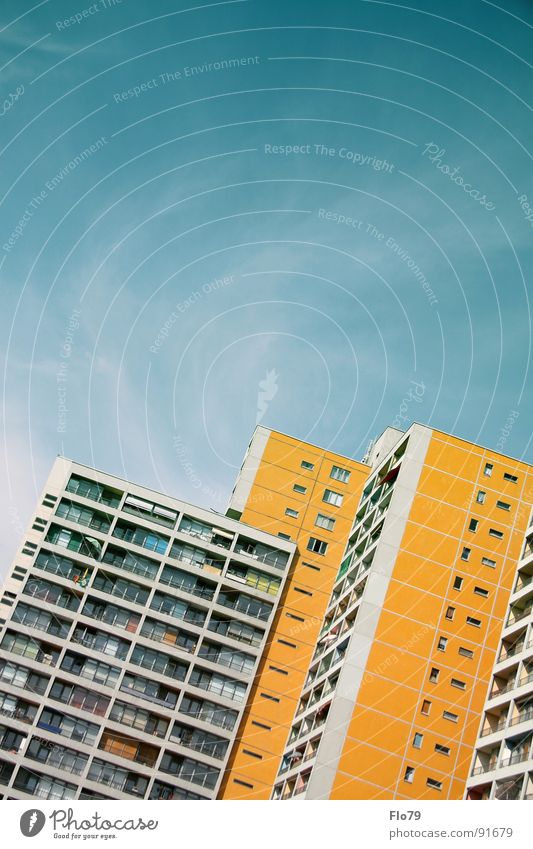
[412,732,424,749]
[460,547,471,561]
[294,587,312,597]
[421,700,431,715]
[285,508,299,518]
[277,533,291,541]
[443,710,458,723]
[435,743,450,756]
[489,528,504,539]
[234,779,254,789]
[301,460,314,471]
[481,557,496,568]
[496,500,511,511]
[403,766,415,783]
[323,489,343,507]
[451,678,466,690]
[243,749,263,760]
[453,576,463,590]
[315,513,335,531]
[302,561,320,572]
[426,778,442,791]
[458,646,474,658]
[307,537,328,556]
[437,637,448,652]
[466,616,481,627]
[252,720,271,730]
[293,484,307,494]
[286,612,304,622]
[468,518,479,532]
[331,465,350,483]
[429,667,440,683]
[476,491,486,504]
[474,586,489,598]
[269,665,288,676]
[260,692,280,703]
[445,606,455,621]
[503,473,518,483]
[484,463,493,477]
[278,639,297,648]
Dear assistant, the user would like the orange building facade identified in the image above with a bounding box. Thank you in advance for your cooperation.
[219,428,369,798]
[270,424,533,800]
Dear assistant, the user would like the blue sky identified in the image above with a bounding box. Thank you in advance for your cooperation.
[1,0,532,573]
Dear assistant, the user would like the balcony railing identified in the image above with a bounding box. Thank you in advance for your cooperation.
[480,716,507,736]
[509,707,533,727]
[500,750,531,768]
[471,761,498,776]
[507,606,533,626]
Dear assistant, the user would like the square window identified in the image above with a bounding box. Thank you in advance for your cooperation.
[307,537,328,556]
[461,547,471,561]
[437,637,448,652]
[503,473,518,483]
[293,484,307,494]
[484,463,493,477]
[285,508,299,518]
[412,732,424,749]
[429,667,440,683]
[323,489,343,507]
[453,576,463,590]
[331,465,350,483]
[468,518,479,532]
[445,606,455,621]
[403,766,415,783]
[315,513,335,531]
[301,460,314,471]
[421,699,431,715]
[496,500,511,512]
[476,491,486,504]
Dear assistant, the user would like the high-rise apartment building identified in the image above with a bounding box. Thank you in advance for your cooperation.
[0,422,531,803]
[219,428,369,798]
[234,425,532,800]
[0,458,295,801]
[466,507,533,801]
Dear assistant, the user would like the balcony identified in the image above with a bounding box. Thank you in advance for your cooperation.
[179,517,233,551]
[159,565,216,601]
[509,705,533,727]
[87,758,149,797]
[101,546,159,581]
[66,474,122,508]
[13,767,77,800]
[170,722,229,760]
[480,714,507,737]
[55,500,112,534]
[518,670,533,688]
[216,591,272,622]
[99,732,159,768]
[169,542,225,576]
[507,604,533,627]
[500,749,531,768]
